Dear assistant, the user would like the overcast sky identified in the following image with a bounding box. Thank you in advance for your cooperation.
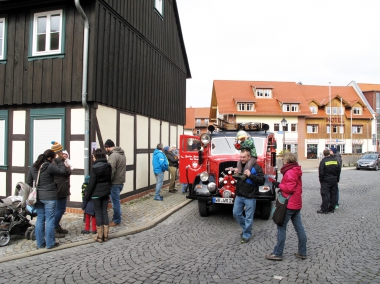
[176,0,380,107]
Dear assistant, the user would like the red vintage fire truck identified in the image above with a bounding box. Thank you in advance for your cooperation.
[179,120,278,219]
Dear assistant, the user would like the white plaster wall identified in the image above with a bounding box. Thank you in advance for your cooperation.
[71,109,85,135]
[120,114,134,164]
[184,129,193,135]
[150,119,161,147]
[12,173,25,194]
[97,105,117,143]
[12,141,25,167]
[70,175,85,202]
[13,111,26,135]
[0,172,6,196]
[161,121,169,147]
[122,171,133,194]
[136,153,149,189]
[70,141,84,169]
[136,115,149,149]
[170,125,177,147]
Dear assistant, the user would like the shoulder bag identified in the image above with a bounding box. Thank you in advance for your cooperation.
[272,190,291,226]
[26,163,44,206]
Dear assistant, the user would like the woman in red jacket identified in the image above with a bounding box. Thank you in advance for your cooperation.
[265,152,307,261]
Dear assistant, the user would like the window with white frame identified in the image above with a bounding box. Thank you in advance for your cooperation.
[205,119,209,125]
[291,123,297,132]
[309,106,317,114]
[353,107,362,115]
[238,103,245,111]
[30,108,65,164]
[0,18,5,60]
[340,126,344,133]
[326,107,330,114]
[196,119,201,125]
[274,123,279,131]
[32,10,63,56]
[307,125,318,133]
[155,0,164,16]
[283,104,298,112]
[255,89,272,98]
[237,103,254,111]
[246,103,253,111]
[352,125,363,134]
[332,125,338,133]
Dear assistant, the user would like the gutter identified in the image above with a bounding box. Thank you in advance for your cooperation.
[74,0,90,178]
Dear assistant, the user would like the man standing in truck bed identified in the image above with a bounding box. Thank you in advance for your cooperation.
[233,148,265,244]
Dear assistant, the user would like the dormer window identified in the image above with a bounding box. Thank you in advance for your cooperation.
[256,89,272,98]
[283,104,298,112]
[352,107,362,115]
[326,107,344,115]
[237,103,254,111]
[309,106,317,114]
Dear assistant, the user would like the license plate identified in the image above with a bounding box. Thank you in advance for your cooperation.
[212,197,234,204]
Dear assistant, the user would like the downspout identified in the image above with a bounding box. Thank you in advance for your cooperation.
[74,0,90,178]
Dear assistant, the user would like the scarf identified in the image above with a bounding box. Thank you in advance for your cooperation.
[280,162,299,175]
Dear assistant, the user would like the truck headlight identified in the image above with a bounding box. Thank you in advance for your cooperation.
[207,182,216,191]
[200,172,209,182]
[200,133,211,145]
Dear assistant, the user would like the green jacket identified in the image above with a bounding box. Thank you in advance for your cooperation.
[108,147,126,184]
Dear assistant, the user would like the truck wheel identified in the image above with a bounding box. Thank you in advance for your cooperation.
[198,201,209,217]
[260,202,272,220]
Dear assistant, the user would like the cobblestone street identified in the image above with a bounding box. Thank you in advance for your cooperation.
[1,169,380,283]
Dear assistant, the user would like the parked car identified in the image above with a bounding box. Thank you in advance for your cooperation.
[356,153,380,171]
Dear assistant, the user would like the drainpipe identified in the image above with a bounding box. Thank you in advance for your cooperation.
[74,0,90,178]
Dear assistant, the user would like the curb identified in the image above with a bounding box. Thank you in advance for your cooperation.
[302,167,355,173]
[0,199,193,263]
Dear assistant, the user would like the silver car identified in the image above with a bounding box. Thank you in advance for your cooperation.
[356,153,380,171]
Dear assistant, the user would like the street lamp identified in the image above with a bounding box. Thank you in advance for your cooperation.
[281,117,287,153]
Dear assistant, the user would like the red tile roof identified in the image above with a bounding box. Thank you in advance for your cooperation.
[194,107,210,118]
[358,83,380,92]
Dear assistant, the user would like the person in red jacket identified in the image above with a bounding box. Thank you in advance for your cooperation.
[265,152,307,261]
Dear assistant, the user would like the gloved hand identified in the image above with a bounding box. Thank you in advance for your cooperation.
[272,181,280,188]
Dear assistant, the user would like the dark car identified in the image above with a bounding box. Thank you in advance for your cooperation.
[356,153,380,171]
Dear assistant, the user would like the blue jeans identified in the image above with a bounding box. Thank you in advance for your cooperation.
[154,172,164,198]
[110,184,123,224]
[54,197,67,229]
[233,196,256,240]
[273,209,307,256]
[35,199,57,249]
[181,183,188,193]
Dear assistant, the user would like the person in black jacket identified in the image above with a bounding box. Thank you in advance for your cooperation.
[26,149,67,249]
[318,149,341,214]
[165,146,179,193]
[233,149,265,244]
[330,147,342,209]
[85,148,112,242]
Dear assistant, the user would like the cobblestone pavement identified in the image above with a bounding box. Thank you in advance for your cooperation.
[1,168,380,283]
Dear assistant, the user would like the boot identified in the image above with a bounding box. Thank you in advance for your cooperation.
[103,225,109,242]
[93,226,103,243]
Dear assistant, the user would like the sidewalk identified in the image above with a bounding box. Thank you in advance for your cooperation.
[0,183,191,263]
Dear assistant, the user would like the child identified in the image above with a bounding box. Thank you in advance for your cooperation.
[81,176,96,234]
[234,130,257,174]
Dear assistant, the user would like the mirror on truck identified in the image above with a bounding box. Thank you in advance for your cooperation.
[271,151,277,167]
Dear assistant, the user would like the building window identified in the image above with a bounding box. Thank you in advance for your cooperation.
[274,123,279,131]
[309,106,317,114]
[196,129,200,135]
[0,110,8,169]
[282,123,288,132]
[196,119,201,125]
[376,92,380,115]
[352,107,362,115]
[204,119,209,125]
[30,108,65,164]
[238,103,245,111]
[237,103,254,111]
[154,0,164,16]
[246,103,253,111]
[307,125,318,133]
[0,18,5,61]
[256,89,272,98]
[326,107,330,114]
[31,10,64,57]
[291,123,297,132]
[283,104,298,112]
[332,125,338,133]
[352,125,363,134]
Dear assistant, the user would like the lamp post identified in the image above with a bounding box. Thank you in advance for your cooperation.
[281,117,287,153]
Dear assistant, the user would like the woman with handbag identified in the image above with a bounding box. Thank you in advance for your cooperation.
[85,148,112,242]
[26,149,67,249]
[265,152,307,261]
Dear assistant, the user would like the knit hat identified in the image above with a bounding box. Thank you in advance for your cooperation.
[330,147,337,154]
[236,130,248,139]
[51,141,63,153]
[104,139,115,147]
[163,146,169,151]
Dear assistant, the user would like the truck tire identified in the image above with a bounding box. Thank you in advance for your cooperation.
[260,202,272,220]
[198,201,209,217]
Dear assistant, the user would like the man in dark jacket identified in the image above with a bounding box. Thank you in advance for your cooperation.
[165,146,179,193]
[330,147,342,209]
[233,149,265,243]
[318,149,341,214]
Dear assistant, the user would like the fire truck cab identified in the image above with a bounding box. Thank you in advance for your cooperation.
[179,120,277,219]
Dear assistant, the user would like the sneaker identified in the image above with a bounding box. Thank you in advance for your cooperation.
[317,210,329,214]
[265,253,283,261]
[168,189,176,193]
[56,225,68,234]
[241,238,250,244]
[335,205,339,210]
[54,229,66,238]
[294,252,307,260]
[154,196,164,201]
[91,230,97,234]
[81,230,90,234]
[109,221,120,227]
[46,242,60,249]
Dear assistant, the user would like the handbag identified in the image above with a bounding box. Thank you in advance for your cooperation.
[26,163,44,206]
[272,191,291,226]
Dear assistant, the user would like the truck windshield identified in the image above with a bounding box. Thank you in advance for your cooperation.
[211,137,264,156]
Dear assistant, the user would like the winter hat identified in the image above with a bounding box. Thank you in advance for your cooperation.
[330,147,337,154]
[163,146,170,151]
[236,130,248,139]
[51,141,63,153]
[104,139,115,147]
[62,150,69,158]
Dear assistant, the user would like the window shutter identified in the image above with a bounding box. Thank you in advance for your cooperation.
[33,119,61,162]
